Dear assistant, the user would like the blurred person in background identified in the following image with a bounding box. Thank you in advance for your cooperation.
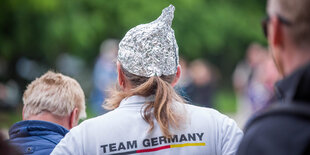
[233,43,268,100]
[9,71,86,155]
[237,0,310,154]
[233,43,269,127]
[90,39,118,115]
[186,59,217,108]
[247,53,280,113]
[0,81,20,110]
[52,5,243,155]
[0,57,21,110]
[233,43,267,95]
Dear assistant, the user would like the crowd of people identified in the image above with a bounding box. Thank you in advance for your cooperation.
[1,0,310,154]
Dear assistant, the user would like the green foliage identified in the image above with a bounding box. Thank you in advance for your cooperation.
[0,0,266,75]
[0,108,22,128]
[214,88,237,113]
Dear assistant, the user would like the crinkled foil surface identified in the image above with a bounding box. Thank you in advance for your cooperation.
[118,5,179,77]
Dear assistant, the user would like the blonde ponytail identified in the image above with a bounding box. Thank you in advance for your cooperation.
[104,65,185,138]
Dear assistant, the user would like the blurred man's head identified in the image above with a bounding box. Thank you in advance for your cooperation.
[266,0,310,76]
[246,43,268,68]
[22,71,86,129]
[189,59,212,86]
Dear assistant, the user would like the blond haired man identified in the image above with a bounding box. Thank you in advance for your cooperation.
[9,71,86,154]
[237,0,310,154]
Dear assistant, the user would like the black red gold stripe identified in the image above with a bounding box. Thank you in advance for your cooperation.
[110,142,205,154]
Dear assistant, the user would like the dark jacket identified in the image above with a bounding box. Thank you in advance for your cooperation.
[9,120,68,155]
[237,62,310,155]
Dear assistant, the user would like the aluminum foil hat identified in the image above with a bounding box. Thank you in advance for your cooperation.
[118,4,179,77]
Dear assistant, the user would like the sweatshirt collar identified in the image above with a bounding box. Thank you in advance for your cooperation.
[119,95,155,107]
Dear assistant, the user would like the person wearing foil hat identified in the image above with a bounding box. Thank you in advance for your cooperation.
[51,5,243,155]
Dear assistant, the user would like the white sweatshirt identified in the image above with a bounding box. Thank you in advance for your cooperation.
[52,95,243,155]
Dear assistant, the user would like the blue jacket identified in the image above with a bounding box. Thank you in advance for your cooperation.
[9,120,68,154]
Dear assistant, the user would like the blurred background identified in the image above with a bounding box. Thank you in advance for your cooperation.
[1,0,278,136]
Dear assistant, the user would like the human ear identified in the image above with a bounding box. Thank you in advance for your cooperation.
[117,62,125,88]
[270,16,284,50]
[171,65,181,87]
[269,16,285,76]
[69,108,79,129]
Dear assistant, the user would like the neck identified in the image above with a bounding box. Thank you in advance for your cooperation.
[283,48,310,76]
[25,111,70,129]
